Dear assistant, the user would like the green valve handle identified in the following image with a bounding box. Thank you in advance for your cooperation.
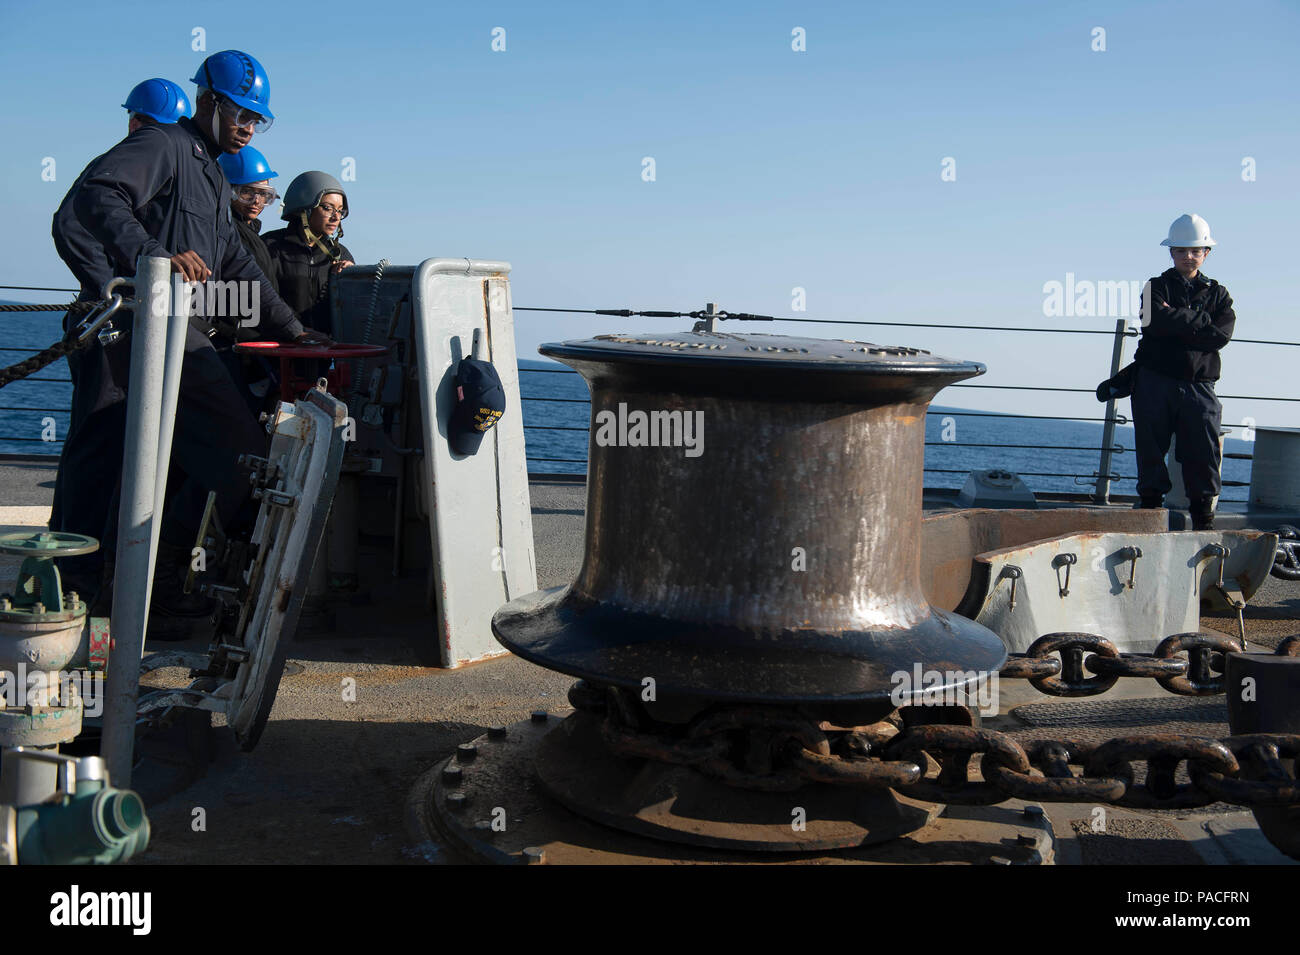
[0,533,98,615]
[0,531,98,558]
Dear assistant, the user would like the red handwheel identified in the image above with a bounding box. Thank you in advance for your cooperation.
[235,341,389,401]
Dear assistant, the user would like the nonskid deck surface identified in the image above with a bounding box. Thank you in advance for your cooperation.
[0,464,1296,864]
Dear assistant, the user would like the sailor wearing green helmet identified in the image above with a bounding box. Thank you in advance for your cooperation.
[263,171,356,334]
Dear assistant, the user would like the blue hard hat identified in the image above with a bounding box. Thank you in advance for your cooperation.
[191,50,274,120]
[122,78,192,124]
[218,146,278,185]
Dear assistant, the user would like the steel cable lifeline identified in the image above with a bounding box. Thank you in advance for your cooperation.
[0,297,1271,494]
[10,291,1300,345]
[513,305,1300,347]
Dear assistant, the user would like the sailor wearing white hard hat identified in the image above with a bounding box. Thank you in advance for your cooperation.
[1131,214,1236,529]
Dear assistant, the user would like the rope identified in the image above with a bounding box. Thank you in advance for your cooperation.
[0,301,88,313]
[0,340,87,388]
[0,299,112,390]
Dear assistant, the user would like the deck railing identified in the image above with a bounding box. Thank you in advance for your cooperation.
[4,288,1296,504]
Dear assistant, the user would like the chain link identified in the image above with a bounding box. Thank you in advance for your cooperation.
[1154,632,1242,695]
[599,713,1300,810]
[997,630,1289,698]
[1020,632,1120,696]
[591,630,1300,807]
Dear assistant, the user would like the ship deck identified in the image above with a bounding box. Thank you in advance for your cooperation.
[0,458,1296,865]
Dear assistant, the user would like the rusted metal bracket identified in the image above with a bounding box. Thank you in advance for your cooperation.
[1052,553,1077,597]
[999,564,1022,611]
[1200,542,1231,589]
[1117,545,1142,589]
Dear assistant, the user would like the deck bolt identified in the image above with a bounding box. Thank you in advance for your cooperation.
[989,856,1013,866]
[473,820,495,836]
[1022,805,1044,819]
[456,743,478,762]
[487,726,507,739]
[32,602,45,614]
[530,709,549,723]
[442,765,463,785]
[66,591,80,606]
[522,846,546,865]
[446,792,468,812]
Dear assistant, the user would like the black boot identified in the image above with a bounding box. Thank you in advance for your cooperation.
[1136,495,1164,510]
[1190,499,1215,531]
[150,539,215,619]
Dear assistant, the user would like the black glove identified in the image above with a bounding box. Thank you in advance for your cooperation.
[292,330,335,347]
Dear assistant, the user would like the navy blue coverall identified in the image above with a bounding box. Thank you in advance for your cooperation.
[1132,268,1235,509]
[52,116,304,584]
[50,154,126,554]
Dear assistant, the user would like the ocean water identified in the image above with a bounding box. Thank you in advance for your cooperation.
[0,307,73,459]
[0,305,1253,502]
[517,359,1254,501]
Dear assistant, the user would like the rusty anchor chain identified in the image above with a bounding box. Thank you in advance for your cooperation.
[575,625,1300,812]
[594,704,1300,811]
[999,630,1297,698]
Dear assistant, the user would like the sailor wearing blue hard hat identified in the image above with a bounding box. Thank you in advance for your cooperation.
[122,78,192,133]
[53,49,327,624]
[218,147,283,412]
[191,49,274,156]
[218,146,280,291]
[55,79,193,303]
[48,77,195,591]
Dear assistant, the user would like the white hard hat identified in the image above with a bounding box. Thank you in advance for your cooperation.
[1160,213,1216,248]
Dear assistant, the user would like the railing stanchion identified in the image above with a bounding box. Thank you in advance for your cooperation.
[101,258,175,789]
[1093,318,1130,504]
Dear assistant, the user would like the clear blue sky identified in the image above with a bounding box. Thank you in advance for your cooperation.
[2,0,1297,431]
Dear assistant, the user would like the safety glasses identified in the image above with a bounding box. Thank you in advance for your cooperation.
[235,185,279,205]
[217,95,273,133]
